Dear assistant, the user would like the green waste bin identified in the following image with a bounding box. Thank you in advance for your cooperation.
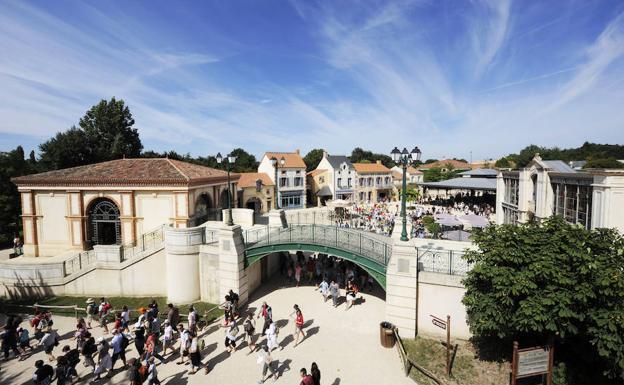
[380,321,396,348]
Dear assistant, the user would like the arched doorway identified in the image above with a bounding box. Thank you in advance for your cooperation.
[192,193,220,225]
[87,198,121,246]
[245,197,262,213]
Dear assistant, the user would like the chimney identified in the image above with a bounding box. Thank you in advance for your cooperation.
[376,160,381,165]
[322,150,328,158]
[295,149,300,155]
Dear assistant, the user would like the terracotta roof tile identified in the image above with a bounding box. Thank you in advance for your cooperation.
[407,166,423,175]
[307,169,327,177]
[237,172,275,188]
[264,152,306,168]
[353,162,391,173]
[12,158,232,187]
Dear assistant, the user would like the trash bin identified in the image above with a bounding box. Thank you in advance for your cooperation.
[380,321,396,348]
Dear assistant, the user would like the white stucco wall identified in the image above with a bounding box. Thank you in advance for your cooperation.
[37,193,70,256]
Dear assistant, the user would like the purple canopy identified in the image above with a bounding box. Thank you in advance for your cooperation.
[459,214,490,228]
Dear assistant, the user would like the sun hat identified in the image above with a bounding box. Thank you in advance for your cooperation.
[96,336,104,343]
[86,298,95,304]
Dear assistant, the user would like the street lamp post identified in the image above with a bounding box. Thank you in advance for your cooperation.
[271,156,286,210]
[216,152,237,226]
[391,146,422,241]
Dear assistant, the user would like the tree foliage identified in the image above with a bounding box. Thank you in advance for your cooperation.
[303,148,325,172]
[583,158,624,169]
[39,98,142,169]
[0,146,35,245]
[506,142,624,168]
[494,157,511,168]
[423,167,459,182]
[350,147,393,168]
[463,217,624,382]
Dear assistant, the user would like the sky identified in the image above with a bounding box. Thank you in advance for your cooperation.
[0,0,623,162]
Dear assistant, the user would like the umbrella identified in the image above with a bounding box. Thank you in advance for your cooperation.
[441,230,471,241]
[459,214,490,228]
[328,199,351,208]
[435,215,463,227]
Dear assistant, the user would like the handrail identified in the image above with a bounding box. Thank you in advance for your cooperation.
[243,224,393,267]
[416,247,472,276]
[393,327,444,385]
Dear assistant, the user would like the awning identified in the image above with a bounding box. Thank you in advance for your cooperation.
[316,186,333,197]
[420,177,496,191]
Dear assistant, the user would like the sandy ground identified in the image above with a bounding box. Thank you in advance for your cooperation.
[0,275,413,385]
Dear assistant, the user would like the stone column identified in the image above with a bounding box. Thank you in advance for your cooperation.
[173,191,190,228]
[217,224,249,306]
[164,226,204,304]
[268,209,286,228]
[20,190,39,256]
[385,239,418,338]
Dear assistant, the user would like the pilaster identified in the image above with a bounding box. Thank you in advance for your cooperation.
[385,238,418,338]
[217,224,249,306]
[20,190,39,256]
[119,191,136,245]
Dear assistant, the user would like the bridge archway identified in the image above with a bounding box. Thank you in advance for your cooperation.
[243,225,392,289]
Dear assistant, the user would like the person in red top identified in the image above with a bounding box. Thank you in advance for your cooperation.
[299,368,314,385]
[291,304,306,347]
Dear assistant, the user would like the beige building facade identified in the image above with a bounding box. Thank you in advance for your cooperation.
[237,172,275,214]
[354,161,394,203]
[12,158,235,257]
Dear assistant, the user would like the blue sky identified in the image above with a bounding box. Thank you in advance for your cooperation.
[1,0,623,161]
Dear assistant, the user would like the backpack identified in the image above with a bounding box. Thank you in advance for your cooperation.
[244,320,254,333]
[102,303,112,313]
[230,324,239,337]
[89,304,98,315]
[121,335,129,350]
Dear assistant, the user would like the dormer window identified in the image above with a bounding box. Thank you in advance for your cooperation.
[255,179,263,192]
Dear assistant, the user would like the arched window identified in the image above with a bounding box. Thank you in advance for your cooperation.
[88,199,121,246]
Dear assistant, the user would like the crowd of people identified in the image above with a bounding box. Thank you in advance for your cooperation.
[335,202,396,236]
[421,192,495,217]
[1,287,329,385]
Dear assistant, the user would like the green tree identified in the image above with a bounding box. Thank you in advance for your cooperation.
[463,217,624,382]
[583,158,624,169]
[350,147,393,168]
[229,148,258,172]
[39,98,142,169]
[303,148,325,172]
[494,157,511,168]
[0,146,32,245]
[404,187,420,202]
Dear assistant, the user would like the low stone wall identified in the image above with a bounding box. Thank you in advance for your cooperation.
[223,208,255,226]
[417,272,470,340]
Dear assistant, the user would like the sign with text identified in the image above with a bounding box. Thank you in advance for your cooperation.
[511,342,554,385]
[517,348,550,377]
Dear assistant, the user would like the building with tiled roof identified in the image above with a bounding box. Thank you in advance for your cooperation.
[236,172,275,214]
[391,166,424,185]
[257,150,306,209]
[352,161,395,202]
[314,152,356,203]
[11,158,237,257]
[418,159,471,171]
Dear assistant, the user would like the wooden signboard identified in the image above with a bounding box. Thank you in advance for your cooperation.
[430,314,451,375]
[511,342,554,385]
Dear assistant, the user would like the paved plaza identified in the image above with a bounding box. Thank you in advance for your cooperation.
[0,276,413,385]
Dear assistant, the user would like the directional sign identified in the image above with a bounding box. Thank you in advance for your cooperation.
[429,314,447,330]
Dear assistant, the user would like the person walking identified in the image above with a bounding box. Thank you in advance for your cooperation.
[93,337,112,381]
[147,356,161,384]
[176,324,190,365]
[257,302,272,336]
[162,320,174,356]
[187,332,209,375]
[318,278,329,303]
[311,362,321,385]
[33,359,54,385]
[243,313,257,353]
[110,329,128,370]
[2,324,20,360]
[98,298,110,334]
[294,263,302,287]
[144,332,165,364]
[188,305,198,334]
[291,305,306,347]
[38,325,59,362]
[166,303,180,327]
[61,345,80,382]
[256,345,279,384]
[266,319,278,352]
[329,280,340,308]
[223,315,239,353]
[120,305,130,332]
[81,332,97,371]
[133,324,146,357]
[345,281,356,311]
[299,368,314,385]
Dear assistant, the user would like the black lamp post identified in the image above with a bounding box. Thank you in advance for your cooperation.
[270,156,286,209]
[216,152,237,226]
[391,146,422,241]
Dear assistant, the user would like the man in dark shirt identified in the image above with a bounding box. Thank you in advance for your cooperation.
[166,303,179,326]
[33,359,54,385]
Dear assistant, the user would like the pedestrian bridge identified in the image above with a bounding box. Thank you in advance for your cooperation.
[242,224,393,288]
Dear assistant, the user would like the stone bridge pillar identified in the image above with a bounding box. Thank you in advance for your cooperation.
[164,226,204,304]
[385,239,418,338]
[217,224,249,307]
